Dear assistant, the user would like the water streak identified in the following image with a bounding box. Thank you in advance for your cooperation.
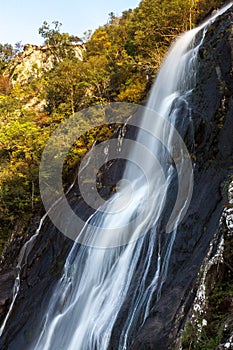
[31,5,232,349]
[1,3,232,349]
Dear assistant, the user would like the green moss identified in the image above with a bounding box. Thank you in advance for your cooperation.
[181,221,233,350]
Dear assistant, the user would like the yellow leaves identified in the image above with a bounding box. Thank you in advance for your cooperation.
[105,41,112,49]
[87,28,112,56]
[11,83,24,98]
[117,78,146,103]
[32,112,51,127]
[0,119,46,168]
[41,77,49,86]
[10,160,29,177]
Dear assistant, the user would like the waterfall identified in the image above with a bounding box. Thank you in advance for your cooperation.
[0,215,46,338]
[33,29,197,350]
[31,5,232,350]
[1,3,232,350]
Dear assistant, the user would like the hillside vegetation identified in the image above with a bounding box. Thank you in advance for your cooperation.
[0,0,227,252]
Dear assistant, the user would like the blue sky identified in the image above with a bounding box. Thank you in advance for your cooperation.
[0,0,141,46]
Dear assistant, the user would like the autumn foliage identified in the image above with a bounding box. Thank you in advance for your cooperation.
[0,0,227,251]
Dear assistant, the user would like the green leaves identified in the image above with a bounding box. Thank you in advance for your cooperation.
[38,21,82,63]
[0,0,226,251]
[0,42,23,71]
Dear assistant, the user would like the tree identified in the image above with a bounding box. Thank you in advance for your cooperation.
[108,12,116,24]
[0,42,24,71]
[0,43,13,70]
[39,21,82,62]
[44,58,85,116]
[0,0,228,252]
[0,75,11,95]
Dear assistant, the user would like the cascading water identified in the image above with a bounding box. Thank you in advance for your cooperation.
[1,3,232,350]
[32,28,200,350]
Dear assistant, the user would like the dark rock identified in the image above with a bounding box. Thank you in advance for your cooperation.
[0,7,232,350]
[130,8,233,350]
[0,272,16,324]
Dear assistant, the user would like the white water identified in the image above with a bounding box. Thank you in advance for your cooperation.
[1,3,232,349]
[0,176,82,338]
[33,28,201,350]
[31,5,232,350]
[0,215,46,338]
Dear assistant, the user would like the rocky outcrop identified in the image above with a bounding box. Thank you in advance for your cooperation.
[3,43,84,111]
[180,180,233,349]
[8,43,84,85]
[129,7,233,349]
[0,272,15,322]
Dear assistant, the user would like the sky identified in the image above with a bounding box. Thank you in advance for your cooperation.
[0,0,141,46]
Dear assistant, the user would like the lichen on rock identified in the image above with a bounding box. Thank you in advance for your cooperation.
[180,180,233,349]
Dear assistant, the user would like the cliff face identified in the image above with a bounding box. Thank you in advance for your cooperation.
[180,182,233,349]
[0,7,232,350]
[8,43,84,85]
[2,43,84,111]
[129,9,233,349]
[129,8,233,349]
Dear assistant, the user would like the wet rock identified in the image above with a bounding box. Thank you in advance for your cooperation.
[0,7,232,350]
[178,180,233,349]
[0,271,15,324]
[130,8,233,350]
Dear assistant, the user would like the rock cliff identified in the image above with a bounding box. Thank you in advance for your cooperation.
[8,43,83,85]
[129,8,233,349]
[0,6,232,350]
